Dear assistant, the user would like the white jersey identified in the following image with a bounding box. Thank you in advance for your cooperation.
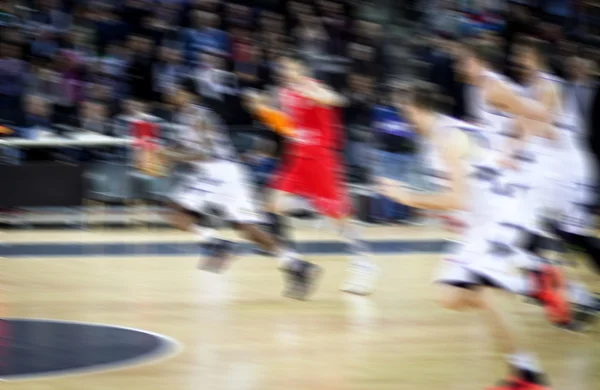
[173,104,237,169]
[520,71,565,170]
[471,70,520,153]
[169,105,260,223]
[422,115,528,248]
[558,81,598,234]
[429,116,533,293]
[560,80,596,181]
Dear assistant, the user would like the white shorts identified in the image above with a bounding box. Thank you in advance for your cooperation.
[520,155,566,236]
[558,173,596,235]
[170,161,261,224]
[434,219,528,294]
[435,240,527,294]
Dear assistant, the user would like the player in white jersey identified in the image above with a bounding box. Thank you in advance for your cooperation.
[455,39,574,329]
[514,39,599,329]
[379,81,552,390]
[162,78,321,299]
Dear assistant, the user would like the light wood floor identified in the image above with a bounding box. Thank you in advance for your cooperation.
[1,228,599,390]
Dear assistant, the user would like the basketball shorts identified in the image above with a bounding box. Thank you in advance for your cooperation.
[520,158,566,236]
[270,150,350,218]
[170,161,261,224]
[434,224,527,294]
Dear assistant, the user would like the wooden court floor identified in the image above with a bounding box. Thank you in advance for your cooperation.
[1,227,599,390]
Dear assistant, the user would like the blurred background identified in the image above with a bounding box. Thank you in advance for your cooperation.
[1,0,600,227]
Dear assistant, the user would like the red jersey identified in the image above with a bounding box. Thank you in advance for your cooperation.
[280,85,340,158]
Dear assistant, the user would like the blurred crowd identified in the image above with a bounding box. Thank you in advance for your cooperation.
[3,0,600,222]
[0,0,384,130]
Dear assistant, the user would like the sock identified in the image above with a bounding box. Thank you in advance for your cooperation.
[339,223,371,266]
[508,352,543,383]
[277,249,300,270]
[193,225,219,243]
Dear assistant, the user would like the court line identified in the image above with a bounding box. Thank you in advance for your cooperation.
[0,240,452,257]
[0,317,183,382]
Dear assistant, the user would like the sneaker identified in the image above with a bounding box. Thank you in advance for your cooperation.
[281,260,322,300]
[198,239,236,273]
[528,265,571,326]
[340,262,380,296]
[487,377,550,390]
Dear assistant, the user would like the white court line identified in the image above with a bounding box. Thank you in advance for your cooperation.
[0,317,183,382]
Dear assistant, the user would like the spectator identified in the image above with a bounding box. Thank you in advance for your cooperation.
[349,20,385,78]
[93,6,127,56]
[80,100,109,134]
[319,1,350,57]
[182,10,230,66]
[0,40,27,126]
[372,83,420,224]
[224,3,252,29]
[30,27,60,60]
[196,52,240,123]
[343,72,374,183]
[21,94,77,162]
[125,34,155,102]
[28,0,72,33]
[52,50,85,126]
[0,0,19,27]
[233,37,263,89]
[153,47,189,103]
[22,95,54,138]
[122,0,152,34]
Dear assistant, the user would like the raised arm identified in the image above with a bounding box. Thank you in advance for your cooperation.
[487,79,549,123]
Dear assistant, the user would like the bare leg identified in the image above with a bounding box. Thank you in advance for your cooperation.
[438,284,545,386]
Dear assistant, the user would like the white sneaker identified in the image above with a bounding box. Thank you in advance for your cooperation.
[340,262,379,296]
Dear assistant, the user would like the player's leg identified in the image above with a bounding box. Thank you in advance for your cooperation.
[331,215,379,295]
[223,162,322,299]
[264,187,298,251]
[436,258,550,390]
[167,175,235,271]
[515,173,572,326]
[307,151,378,295]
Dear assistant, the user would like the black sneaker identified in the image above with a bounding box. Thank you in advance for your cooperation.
[281,260,322,300]
[199,239,236,273]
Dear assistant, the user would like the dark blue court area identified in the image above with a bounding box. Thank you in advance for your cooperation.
[0,319,176,380]
[0,240,450,257]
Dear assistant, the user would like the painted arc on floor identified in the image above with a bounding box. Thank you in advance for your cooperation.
[0,318,178,380]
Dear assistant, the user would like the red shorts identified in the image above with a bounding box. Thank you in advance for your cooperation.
[270,150,350,218]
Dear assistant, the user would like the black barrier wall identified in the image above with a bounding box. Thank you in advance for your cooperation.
[0,163,84,207]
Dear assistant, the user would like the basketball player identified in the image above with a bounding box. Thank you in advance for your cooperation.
[244,55,378,296]
[515,40,599,328]
[452,38,575,327]
[162,78,321,300]
[380,81,552,390]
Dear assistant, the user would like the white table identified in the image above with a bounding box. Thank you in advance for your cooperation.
[0,133,134,148]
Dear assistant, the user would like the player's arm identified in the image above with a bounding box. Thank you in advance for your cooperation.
[534,80,560,140]
[487,79,549,123]
[302,79,348,107]
[379,130,468,211]
[243,90,295,137]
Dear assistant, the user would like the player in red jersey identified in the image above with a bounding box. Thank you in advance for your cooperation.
[245,55,378,295]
